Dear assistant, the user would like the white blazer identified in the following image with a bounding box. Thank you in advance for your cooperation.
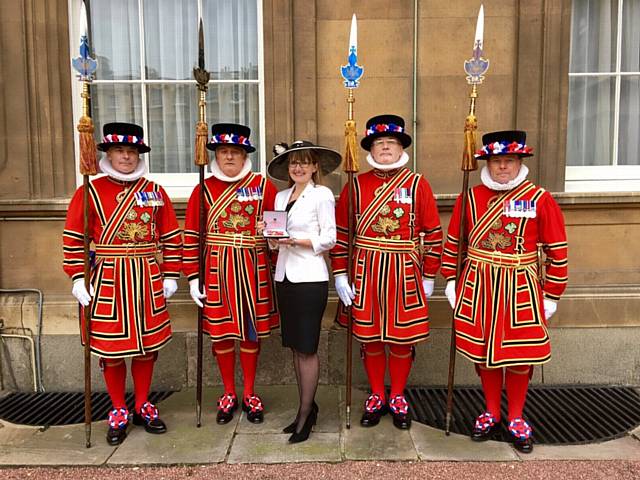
[273,183,336,283]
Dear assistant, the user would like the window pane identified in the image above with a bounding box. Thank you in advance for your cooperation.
[92,84,143,140]
[146,84,198,174]
[566,76,615,166]
[203,0,259,80]
[618,76,640,165]
[569,0,618,73]
[144,0,198,80]
[89,0,141,80]
[621,0,640,71]
[146,83,260,174]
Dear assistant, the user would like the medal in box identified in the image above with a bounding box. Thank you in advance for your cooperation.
[262,210,289,238]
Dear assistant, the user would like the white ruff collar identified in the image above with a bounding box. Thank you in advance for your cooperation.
[366,151,410,171]
[209,158,253,182]
[99,157,147,182]
[480,163,529,191]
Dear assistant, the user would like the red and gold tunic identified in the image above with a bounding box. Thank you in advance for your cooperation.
[63,176,182,358]
[331,168,443,344]
[183,173,279,341]
[441,180,568,367]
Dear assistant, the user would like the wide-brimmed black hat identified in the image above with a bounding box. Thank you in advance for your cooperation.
[206,123,256,153]
[97,122,150,153]
[360,114,412,151]
[267,140,342,182]
[475,130,534,160]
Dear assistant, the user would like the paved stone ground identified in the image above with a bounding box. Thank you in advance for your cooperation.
[0,385,638,474]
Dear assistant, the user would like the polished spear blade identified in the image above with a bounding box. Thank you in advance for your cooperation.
[198,18,205,70]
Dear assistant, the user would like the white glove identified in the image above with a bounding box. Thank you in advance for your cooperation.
[422,278,435,298]
[445,280,457,309]
[72,279,94,307]
[335,274,356,307]
[543,298,557,320]
[189,279,207,308]
[163,279,178,299]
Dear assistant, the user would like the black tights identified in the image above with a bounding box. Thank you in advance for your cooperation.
[292,349,319,433]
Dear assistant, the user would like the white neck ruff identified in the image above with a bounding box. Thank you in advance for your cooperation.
[99,157,147,182]
[480,163,529,191]
[209,158,253,182]
[366,151,410,171]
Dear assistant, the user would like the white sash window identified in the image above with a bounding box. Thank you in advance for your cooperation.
[69,0,265,198]
[566,0,640,192]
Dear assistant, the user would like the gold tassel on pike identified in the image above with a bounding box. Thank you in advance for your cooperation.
[343,119,359,173]
[77,115,98,176]
[194,120,209,167]
[462,113,478,172]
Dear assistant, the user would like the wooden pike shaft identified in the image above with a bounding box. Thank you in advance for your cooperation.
[445,82,479,435]
[196,87,206,428]
[345,87,356,429]
[81,81,92,449]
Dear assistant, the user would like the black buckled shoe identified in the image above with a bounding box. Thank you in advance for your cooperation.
[388,394,411,430]
[132,401,167,434]
[242,394,264,424]
[360,393,386,427]
[106,407,129,446]
[216,392,238,424]
[509,418,534,454]
[471,412,501,442]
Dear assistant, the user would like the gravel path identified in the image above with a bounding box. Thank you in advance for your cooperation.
[2,461,639,480]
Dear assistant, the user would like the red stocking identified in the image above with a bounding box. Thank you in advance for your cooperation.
[101,358,127,409]
[213,340,236,395]
[505,365,531,420]
[478,366,503,421]
[131,353,156,412]
[362,342,386,402]
[388,344,413,397]
[239,340,260,397]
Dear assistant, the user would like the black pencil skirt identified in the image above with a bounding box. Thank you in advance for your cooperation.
[276,276,328,354]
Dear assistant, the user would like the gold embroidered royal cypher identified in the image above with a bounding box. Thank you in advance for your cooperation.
[223,213,250,230]
[116,222,149,242]
[480,231,512,250]
[371,216,400,236]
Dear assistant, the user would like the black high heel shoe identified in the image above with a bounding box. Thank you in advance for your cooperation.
[288,409,317,443]
[283,401,319,434]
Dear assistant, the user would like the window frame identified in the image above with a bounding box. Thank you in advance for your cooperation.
[68,0,266,199]
[566,0,640,192]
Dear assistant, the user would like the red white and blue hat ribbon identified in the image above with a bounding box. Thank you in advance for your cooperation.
[102,134,146,146]
[476,140,533,158]
[210,133,253,148]
[365,123,404,137]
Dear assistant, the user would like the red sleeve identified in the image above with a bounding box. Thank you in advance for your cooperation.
[416,177,443,279]
[263,179,277,211]
[538,192,568,301]
[182,185,202,281]
[329,182,350,276]
[62,185,95,282]
[156,186,182,279]
[441,193,464,281]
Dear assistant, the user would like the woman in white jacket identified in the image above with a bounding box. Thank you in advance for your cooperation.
[266,141,340,443]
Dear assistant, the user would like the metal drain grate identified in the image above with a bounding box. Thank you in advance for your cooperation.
[0,391,173,426]
[406,385,640,444]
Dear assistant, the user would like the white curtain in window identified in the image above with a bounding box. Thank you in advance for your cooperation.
[567,0,617,166]
[567,0,640,167]
[88,0,260,174]
[618,1,640,165]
